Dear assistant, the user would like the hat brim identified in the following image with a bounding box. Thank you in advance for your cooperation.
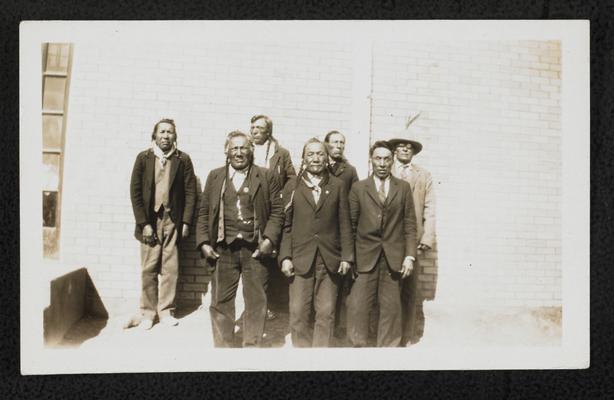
[388,138,423,154]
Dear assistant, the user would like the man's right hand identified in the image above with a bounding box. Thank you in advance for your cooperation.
[142,224,156,246]
[200,244,220,260]
[281,259,295,278]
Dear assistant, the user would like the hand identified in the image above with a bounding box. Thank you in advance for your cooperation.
[200,244,220,260]
[182,224,190,239]
[142,224,156,246]
[338,261,351,276]
[417,243,431,255]
[252,238,273,258]
[400,258,414,279]
[281,259,295,277]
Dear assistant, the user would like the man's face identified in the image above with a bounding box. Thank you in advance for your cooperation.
[395,142,414,164]
[153,122,177,153]
[304,142,327,175]
[371,147,393,179]
[250,118,270,145]
[227,135,252,170]
[326,132,346,161]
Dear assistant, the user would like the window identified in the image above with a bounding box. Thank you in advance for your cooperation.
[42,43,73,259]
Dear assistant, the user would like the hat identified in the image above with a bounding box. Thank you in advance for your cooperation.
[387,138,423,155]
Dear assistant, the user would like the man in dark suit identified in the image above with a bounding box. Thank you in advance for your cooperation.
[324,130,359,338]
[195,131,284,347]
[129,118,197,330]
[324,130,359,193]
[250,114,296,319]
[279,138,353,347]
[346,140,418,347]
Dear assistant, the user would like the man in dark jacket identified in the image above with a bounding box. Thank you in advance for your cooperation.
[279,138,353,347]
[250,114,296,319]
[129,118,197,330]
[346,140,418,347]
[195,131,284,347]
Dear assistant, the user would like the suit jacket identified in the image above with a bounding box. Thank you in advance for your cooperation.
[391,162,436,248]
[267,138,296,188]
[130,148,197,243]
[330,159,359,194]
[279,174,354,274]
[195,164,284,250]
[349,175,418,273]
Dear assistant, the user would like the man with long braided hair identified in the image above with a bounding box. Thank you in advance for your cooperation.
[279,138,353,347]
[195,130,284,347]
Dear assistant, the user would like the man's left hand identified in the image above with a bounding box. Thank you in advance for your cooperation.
[400,258,414,279]
[182,225,190,239]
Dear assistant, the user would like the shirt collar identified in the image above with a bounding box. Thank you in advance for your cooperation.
[229,165,249,176]
[394,159,412,170]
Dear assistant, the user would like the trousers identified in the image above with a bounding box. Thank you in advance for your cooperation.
[210,240,269,347]
[140,209,178,320]
[346,253,402,347]
[289,251,339,347]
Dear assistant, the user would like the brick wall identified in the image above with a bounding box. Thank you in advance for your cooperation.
[371,41,561,308]
[59,40,561,316]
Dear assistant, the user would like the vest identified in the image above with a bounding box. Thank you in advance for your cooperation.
[154,160,171,213]
[223,177,256,244]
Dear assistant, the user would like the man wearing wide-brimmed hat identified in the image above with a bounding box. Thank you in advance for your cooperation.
[389,134,436,346]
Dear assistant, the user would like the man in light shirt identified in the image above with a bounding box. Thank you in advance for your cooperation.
[195,131,283,347]
[346,140,418,347]
[389,136,436,346]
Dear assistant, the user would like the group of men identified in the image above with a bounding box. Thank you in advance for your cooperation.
[129,115,436,348]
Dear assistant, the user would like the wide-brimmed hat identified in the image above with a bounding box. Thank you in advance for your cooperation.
[387,138,423,155]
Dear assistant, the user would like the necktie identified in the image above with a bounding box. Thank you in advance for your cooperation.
[401,164,410,180]
[378,179,386,204]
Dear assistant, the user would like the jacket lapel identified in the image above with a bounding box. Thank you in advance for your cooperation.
[145,150,156,191]
[268,144,281,174]
[248,166,261,201]
[366,176,384,207]
[387,176,400,205]
[211,169,225,215]
[315,180,331,213]
[168,152,180,189]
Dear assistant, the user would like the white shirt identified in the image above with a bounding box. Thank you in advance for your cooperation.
[373,175,391,197]
[229,166,248,192]
[253,139,276,168]
[304,172,323,203]
[394,159,413,180]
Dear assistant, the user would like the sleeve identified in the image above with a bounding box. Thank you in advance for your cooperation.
[278,179,295,262]
[420,171,437,248]
[130,153,148,227]
[182,154,197,226]
[195,171,214,250]
[338,183,354,264]
[403,182,418,259]
[350,166,359,187]
[284,150,297,180]
[348,184,360,241]
[262,169,284,247]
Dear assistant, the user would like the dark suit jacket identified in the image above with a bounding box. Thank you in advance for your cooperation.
[195,164,284,250]
[349,175,417,273]
[130,148,197,243]
[330,159,359,194]
[279,174,354,275]
[267,138,296,188]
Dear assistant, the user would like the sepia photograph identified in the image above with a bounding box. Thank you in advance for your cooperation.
[20,20,589,373]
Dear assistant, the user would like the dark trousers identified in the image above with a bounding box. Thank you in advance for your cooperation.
[347,253,402,347]
[210,240,269,347]
[289,251,339,347]
[401,258,422,346]
[140,209,178,320]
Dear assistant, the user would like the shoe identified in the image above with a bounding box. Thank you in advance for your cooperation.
[160,315,179,327]
[140,318,154,330]
[266,309,277,321]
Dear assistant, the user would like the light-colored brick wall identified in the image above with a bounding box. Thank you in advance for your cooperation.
[60,40,561,316]
[371,41,561,308]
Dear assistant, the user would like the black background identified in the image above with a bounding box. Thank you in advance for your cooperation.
[2,1,612,398]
